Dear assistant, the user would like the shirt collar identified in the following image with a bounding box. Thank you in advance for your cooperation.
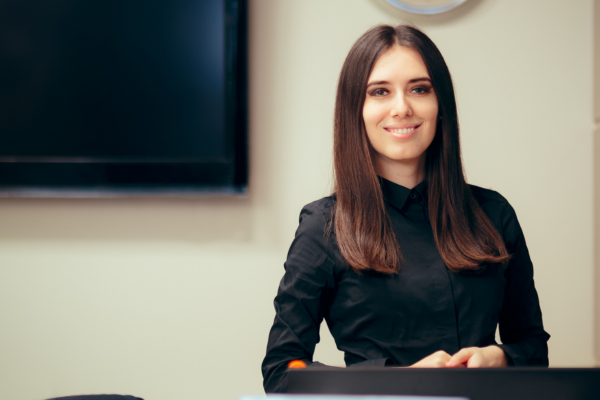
[380,177,428,210]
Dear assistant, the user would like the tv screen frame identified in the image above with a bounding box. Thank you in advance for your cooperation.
[0,0,248,197]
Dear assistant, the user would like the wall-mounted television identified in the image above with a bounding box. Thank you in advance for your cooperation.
[0,0,247,196]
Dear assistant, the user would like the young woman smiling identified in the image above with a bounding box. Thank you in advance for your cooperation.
[262,25,549,393]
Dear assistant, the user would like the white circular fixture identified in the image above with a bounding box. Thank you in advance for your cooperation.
[384,0,469,15]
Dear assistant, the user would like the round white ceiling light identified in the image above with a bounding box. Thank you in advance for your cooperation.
[384,0,469,15]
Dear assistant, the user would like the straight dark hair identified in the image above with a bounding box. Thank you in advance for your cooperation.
[333,24,509,274]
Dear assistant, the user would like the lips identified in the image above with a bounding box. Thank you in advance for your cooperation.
[384,123,422,138]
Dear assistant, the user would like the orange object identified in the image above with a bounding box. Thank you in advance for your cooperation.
[287,359,307,368]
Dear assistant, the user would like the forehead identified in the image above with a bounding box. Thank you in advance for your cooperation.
[368,45,430,81]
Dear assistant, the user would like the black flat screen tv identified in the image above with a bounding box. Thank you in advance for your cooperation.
[0,0,247,196]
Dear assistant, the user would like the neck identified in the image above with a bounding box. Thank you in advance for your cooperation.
[375,156,425,189]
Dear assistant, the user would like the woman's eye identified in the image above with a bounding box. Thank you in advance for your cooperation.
[411,86,431,94]
[370,88,388,96]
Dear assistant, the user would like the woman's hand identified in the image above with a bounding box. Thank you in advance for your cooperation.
[446,345,507,368]
[408,350,462,368]
[404,346,507,368]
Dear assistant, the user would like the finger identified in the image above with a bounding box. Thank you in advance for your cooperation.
[446,349,468,367]
[447,348,475,367]
[434,350,451,359]
[466,352,483,368]
[410,351,451,368]
[436,351,452,367]
[434,351,452,367]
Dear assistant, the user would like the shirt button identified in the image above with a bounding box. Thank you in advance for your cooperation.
[410,193,417,200]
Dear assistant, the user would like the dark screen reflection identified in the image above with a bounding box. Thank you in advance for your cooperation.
[0,0,225,160]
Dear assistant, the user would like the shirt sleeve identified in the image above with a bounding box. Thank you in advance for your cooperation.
[261,202,336,393]
[495,195,550,366]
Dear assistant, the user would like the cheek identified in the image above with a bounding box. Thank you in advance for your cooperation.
[362,105,378,142]
[425,124,437,148]
[417,102,438,148]
[423,119,437,146]
[427,100,439,124]
[419,102,439,139]
[362,101,384,128]
[418,99,438,123]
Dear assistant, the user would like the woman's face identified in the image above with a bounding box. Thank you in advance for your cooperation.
[362,45,438,179]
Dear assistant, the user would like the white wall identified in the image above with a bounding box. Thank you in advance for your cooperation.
[0,1,595,399]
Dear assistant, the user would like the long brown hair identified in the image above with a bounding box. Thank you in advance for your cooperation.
[333,25,509,274]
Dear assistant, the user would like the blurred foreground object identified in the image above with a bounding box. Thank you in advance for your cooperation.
[287,367,600,400]
[242,396,466,400]
[47,395,142,400]
[288,360,307,368]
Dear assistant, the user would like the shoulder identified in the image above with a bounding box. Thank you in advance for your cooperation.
[469,184,516,226]
[298,196,336,224]
[468,184,521,246]
[291,196,337,243]
[468,184,514,216]
[286,196,338,282]
[302,195,336,212]
[469,184,508,207]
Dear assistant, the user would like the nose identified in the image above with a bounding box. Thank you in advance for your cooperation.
[390,93,412,117]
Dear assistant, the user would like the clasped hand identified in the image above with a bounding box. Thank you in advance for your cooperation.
[408,345,507,368]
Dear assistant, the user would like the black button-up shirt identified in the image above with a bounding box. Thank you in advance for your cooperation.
[262,179,550,393]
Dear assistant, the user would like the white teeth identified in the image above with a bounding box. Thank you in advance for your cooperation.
[389,127,414,134]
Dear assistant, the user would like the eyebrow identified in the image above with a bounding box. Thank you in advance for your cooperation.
[366,77,432,88]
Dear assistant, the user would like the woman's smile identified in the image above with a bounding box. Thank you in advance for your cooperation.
[384,123,422,138]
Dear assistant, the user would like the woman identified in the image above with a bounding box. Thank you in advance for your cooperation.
[262,24,549,393]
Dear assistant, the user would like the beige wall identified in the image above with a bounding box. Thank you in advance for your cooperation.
[593,0,600,368]
[0,1,595,399]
